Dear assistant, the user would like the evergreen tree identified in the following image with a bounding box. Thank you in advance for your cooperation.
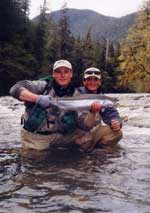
[34,0,48,71]
[94,38,120,92]
[57,7,75,61]
[46,20,60,66]
[46,5,75,77]
[20,0,30,17]
[82,27,96,69]
[72,36,84,86]
[0,0,23,44]
[104,40,116,91]
[0,0,37,95]
[94,38,106,69]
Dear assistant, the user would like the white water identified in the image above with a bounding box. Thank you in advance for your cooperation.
[0,94,150,213]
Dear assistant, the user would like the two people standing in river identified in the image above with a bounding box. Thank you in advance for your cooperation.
[9,59,123,151]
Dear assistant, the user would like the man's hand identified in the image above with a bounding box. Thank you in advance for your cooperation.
[36,95,52,108]
[111,119,121,131]
[90,102,102,113]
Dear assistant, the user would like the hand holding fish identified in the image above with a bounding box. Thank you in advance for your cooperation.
[90,102,102,112]
[36,95,52,109]
[111,119,121,131]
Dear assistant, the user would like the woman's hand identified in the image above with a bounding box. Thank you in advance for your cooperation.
[91,102,102,113]
[111,119,121,131]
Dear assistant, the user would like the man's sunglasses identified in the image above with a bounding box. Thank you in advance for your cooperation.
[85,70,101,75]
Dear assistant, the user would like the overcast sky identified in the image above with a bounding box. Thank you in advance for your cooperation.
[29,0,144,19]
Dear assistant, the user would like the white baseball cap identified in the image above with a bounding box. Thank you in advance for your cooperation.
[84,67,101,79]
[53,59,72,71]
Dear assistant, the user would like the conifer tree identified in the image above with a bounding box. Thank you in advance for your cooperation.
[0,0,36,95]
[46,21,60,66]
[20,0,30,17]
[0,0,22,43]
[72,36,84,86]
[57,6,75,61]
[82,27,96,69]
[34,0,48,71]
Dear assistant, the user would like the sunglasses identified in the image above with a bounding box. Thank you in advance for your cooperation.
[85,70,101,75]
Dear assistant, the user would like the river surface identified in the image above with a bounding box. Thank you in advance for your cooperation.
[0,94,150,213]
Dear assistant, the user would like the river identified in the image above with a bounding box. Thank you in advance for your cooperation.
[0,94,150,213]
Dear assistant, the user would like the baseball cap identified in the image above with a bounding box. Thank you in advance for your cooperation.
[53,59,72,71]
[84,67,101,79]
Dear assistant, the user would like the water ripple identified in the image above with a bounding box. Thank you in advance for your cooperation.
[0,95,150,212]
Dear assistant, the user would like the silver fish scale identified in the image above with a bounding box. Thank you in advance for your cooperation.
[51,94,118,111]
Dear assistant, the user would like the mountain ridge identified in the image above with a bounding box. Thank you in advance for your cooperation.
[33,8,137,42]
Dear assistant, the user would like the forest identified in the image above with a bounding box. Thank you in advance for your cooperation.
[0,0,150,95]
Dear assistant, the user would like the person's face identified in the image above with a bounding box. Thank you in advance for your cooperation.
[53,67,73,87]
[83,77,101,93]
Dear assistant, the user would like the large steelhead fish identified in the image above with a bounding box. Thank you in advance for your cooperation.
[51,94,118,111]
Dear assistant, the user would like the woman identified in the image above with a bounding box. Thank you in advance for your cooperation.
[75,67,123,148]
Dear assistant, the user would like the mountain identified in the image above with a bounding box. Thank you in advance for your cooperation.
[33,9,137,42]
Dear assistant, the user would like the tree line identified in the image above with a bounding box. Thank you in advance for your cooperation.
[0,0,150,95]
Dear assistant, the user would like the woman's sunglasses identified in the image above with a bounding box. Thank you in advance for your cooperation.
[85,70,101,75]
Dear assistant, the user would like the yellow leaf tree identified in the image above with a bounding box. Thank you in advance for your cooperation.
[119,1,150,92]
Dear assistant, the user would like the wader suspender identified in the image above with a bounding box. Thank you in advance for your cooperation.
[41,76,53,95]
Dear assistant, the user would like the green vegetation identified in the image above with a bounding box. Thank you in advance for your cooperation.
[119,1,150,92]
[0,0,37,95]
[0,0,150,95]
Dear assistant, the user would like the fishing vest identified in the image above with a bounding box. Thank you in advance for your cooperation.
[23,76,53,133]
[23,76,77,134]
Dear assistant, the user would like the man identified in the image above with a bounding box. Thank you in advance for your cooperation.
[75,67,123,147]
[9,60,94,151]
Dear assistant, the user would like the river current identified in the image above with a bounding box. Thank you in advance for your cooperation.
[0,94,150,213]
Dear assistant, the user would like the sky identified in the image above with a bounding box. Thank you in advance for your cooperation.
[29,0,144,19]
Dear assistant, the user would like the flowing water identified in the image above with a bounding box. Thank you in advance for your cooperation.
[0,94,150,213]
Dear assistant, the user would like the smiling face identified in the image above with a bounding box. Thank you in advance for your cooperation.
[53,67,73,87]
[83,76,101,93]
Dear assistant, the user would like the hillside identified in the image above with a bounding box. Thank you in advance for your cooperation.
[33,8,137,42]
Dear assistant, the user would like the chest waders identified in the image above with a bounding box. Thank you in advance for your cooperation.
[22,76,78,134]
